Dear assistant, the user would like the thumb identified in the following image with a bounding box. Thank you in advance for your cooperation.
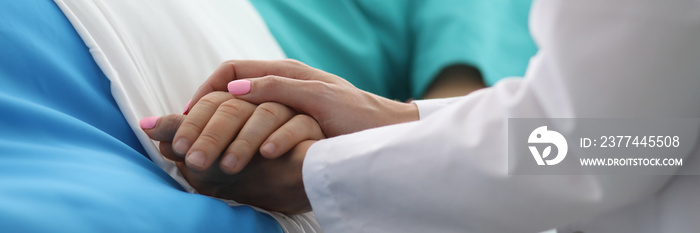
[140,114,186,142]
[228,76,329,117]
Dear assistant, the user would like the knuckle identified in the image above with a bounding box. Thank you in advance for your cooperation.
[217,99,252,120]
[180,120,205,135]
[260,75,283,90]
[199,92,230,109]
[197,132,223,148]
[231,137,255,155]
[297,115,318,131]
[305,80,330,93]
[262,74,282,82]
[277,126,297,142]
[236,137,255,148]
[283,59,304,67]
[256,103,287,123]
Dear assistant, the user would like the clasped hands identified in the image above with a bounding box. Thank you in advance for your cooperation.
[142,59,419,214]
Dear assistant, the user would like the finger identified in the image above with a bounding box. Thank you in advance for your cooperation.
[186,98,257,171]
[141,114,186,142]
[228,76,332,118]
[158,141,182,162]
[260,114,325,159]
[172,92,233,158]
[219,102,295,174]
[187,59,323,114]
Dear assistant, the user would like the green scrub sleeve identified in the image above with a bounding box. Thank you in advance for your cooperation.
[410,0,537,98]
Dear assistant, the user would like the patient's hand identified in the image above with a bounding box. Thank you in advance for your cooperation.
[141,91,324,174]
[175,140,314,214]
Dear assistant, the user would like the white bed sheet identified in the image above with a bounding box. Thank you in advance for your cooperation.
[53,1,320,232]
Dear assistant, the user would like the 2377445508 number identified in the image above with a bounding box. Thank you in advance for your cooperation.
[598,136,679,148]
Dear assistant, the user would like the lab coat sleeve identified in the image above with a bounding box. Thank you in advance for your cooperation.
[302,0,700,232]
[412,97,464,119]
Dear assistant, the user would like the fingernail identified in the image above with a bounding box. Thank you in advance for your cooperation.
[262,142,276,155]
[139,116,159,129]
[183,99,192,114]
[173,138,190,156]
[221,153,238,170]
[228,80,251,95]
[186,151,206,169]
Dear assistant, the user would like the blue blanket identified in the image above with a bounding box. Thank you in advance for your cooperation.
[0,1,282,232]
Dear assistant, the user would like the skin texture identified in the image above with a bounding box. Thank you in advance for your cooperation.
[144,59,484,213]
[177,140,315,214]
[143,91,324,174]
[143,109,316,214]
[185,59,421,137]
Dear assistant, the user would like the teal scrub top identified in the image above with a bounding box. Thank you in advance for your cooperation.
[251,0,538,100]
[0,1,282,232]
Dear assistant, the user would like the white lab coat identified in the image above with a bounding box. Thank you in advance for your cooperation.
[303,0,700,232]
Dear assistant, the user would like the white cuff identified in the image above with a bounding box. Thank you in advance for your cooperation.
[413,96,464,120]
[302,139,345,232]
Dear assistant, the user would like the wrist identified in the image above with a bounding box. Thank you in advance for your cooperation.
[387,100,420,125]
[358,91,420,130]
[400,102,420,123]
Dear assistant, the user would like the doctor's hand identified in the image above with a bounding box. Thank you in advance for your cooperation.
[140,91,324,174]
[186,59,420,137]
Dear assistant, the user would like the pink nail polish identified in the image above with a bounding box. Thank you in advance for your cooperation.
[139,116,159,129]
[228,80,251,95]
[183,99,192,114]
